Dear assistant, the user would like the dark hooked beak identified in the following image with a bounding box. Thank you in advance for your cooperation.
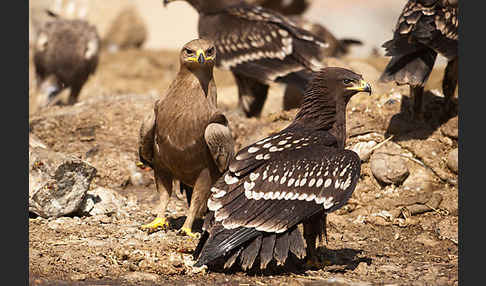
[197,52,205,64]
[163,0,171,7]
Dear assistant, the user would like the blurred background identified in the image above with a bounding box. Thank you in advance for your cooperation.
[29,0,412,58]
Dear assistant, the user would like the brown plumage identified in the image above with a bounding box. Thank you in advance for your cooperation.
[379,0,458,120]
[138,39,235,237]
[282,15,363,110]
[193,67,371,270]
[33,10,99,108]
[163,0,328,118]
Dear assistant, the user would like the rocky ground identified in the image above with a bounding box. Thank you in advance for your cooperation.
[29,47,458,285]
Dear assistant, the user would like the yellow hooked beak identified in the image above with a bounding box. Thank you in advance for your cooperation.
[346,79,372,94]
[187,49,215,64]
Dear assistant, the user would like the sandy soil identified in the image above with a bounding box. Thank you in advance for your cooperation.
[29,45,458,285]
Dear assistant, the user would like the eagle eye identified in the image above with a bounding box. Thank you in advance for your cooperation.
[206,47,215,56]
[184,48,194,55]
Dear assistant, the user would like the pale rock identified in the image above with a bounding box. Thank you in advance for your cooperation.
[370,152,409,185]
[29,144,97,218]
[79,187,128,216]
[446,148,458,173]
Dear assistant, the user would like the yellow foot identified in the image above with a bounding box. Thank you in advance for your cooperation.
[177,227,200,239]
[135,161,152,171]
[140,217,169,233]
[305,257,332,269]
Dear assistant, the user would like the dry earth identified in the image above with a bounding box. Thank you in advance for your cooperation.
[29,46,458,286]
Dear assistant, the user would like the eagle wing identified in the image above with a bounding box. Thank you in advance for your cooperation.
[196,128,361,265]
[199,4,328,82]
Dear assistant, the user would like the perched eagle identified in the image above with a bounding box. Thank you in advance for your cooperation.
[193,67,371,270]
[379,0,458,120]
[163,0,328,118]
[33,10,99,108]
[138,39,235,238]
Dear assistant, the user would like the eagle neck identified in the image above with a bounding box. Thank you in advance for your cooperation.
[292,89,347,149]
[179,65,214,98]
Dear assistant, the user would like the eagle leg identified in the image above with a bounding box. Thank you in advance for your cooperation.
[303,212,331,269]
[442,57,458,116]
[178,168,213,239]
[141,167,173,233]
[233,72,269,118]
[67,83,82,105]
[410,85,425,121]
[140,217,169,233]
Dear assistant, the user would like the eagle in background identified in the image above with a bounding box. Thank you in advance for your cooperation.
[33,10,99,109]
[193,67,371,270]
[163,0,328,118]
[379,0,458,120]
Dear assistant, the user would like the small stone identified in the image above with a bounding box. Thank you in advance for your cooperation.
[78,187,127,216]
[401,168,435,192]
[447,148,458,173]
[441,116,458,139]
[123,271,158,283]
[354,261,370,275]
[370,152,410,185]
[70,273,87,281]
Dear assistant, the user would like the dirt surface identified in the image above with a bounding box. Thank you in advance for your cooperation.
[29,48,458,285]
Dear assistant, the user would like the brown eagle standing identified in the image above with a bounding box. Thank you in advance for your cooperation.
[379,0,458,120]
[138,39,235,238]
[193,67,371,270]
[33,10,99,108]
[163,0,328,118]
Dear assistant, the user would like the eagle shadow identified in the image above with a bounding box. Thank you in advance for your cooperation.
[167,216,204,232]
[384,90,458,141]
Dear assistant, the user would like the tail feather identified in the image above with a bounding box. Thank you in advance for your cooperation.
[339,38,363,46]
[379,47,437,87]
[259,233,276,269]
[194,226,259,267]
[195,218,307,270]
[224,247,242,269]
[337,38,363,55]
[239,235,262,270]
[288,226,306,259]
[273,232,290,266]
